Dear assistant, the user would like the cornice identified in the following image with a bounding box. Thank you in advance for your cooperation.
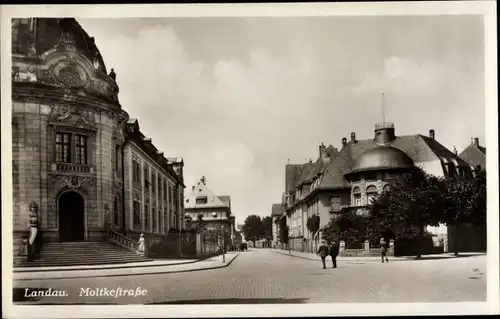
[12,82,124,117]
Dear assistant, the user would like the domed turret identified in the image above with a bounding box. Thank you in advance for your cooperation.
[11,18,121,107]
[347,146,414,175]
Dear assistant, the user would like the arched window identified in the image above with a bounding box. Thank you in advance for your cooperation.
[353,187,362,207]
[113,196,119,226]
[366,185,378,204]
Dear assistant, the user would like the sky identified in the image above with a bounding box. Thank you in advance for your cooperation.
[79,15,485,226]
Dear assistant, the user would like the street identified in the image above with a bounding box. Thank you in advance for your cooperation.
[13,249,486,304]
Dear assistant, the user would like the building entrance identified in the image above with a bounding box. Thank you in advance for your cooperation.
[58,191,85,241]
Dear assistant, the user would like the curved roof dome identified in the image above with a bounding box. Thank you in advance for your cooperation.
[12,18,107,73]
[348,146,414,174]
[11,18,121,107]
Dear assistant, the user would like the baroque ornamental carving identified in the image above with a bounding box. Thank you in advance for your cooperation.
[48,105,96,128]
[53,62,88,89]
[51,174,96,190]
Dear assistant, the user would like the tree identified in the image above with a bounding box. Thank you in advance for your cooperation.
[442,170,487,255]
[321,209,375,248]
[241,214,264,245]
[306,215,320,235]
[368,167,446,259]
[262,216,273,245]
[280,225,289,245]
[185,213,207,233]
[279,217,288,244]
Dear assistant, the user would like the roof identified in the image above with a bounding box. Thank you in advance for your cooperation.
[459,142,486,169]
[12,18,107,74]
[271,204,283,216]
[284,144,339,192]
[347,146,414,174]
[285,164,306,193]
[184,178,231,210]
[319,134,471,189]
[219,196,231,210]
[125,120,183,184]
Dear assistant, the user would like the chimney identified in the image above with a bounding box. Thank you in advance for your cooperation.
[342,137,347,147]
[474,137,479,147]
[350,132,356,144]
[429,129,435,140]
[318,143,325,157]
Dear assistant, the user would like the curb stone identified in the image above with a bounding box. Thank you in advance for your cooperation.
[274,250,404,262]
[13,259,199,273]
[14,253,240,281]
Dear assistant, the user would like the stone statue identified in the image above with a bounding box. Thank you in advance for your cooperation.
[137,233,145,256]
[109,68,116,81]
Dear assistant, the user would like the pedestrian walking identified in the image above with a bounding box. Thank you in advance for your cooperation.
[317,239,329,269]
[329,240,339,268]
[380,238,389,263]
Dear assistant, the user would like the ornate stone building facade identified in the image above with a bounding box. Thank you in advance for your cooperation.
[123,119,184,238]
[11,18,185,264]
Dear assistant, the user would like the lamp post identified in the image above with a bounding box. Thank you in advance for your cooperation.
[220,225,225,263]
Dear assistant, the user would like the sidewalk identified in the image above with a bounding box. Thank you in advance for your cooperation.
[14,252,240,281]
[273,249,484,262]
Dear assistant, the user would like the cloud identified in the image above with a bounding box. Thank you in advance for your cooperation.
[88,23,319,221]
[350,56,445,96]
[79,18,485,224]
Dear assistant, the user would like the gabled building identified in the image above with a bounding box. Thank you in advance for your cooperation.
[459,137,486,172]
[184,177,235,245]
[281,122,474,253]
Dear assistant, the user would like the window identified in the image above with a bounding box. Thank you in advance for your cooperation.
[366,185,378,204]
[144,203,149,231]
[151,171,156,194]
[144,165,149,189]
[458,167,466,178]
[330,196,341,211]
[383,184,392,192]
[115,145,120,171]
[132,160,140,183]
[353,187,362,207]
[75,135,88,164]
[55,132,71,163]
[173,187,178,213]
[113,197,119,226]
[163,206,169,233]
[196,197,208,205]
[133,200,141,229]
[158,209,161,233]
[158,176,162,199]
[164,181,168,201]
[152,204,157,232]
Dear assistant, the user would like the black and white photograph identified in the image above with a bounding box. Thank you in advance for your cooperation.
[1,2,498,318]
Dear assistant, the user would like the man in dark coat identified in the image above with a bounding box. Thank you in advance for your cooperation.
[317,240,329,269]
[329,240,340,268]
[380,238,389,263]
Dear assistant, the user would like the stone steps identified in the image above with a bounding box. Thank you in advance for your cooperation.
[17,241,152,267]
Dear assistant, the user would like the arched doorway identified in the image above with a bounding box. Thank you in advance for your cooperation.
[58,191,85,241]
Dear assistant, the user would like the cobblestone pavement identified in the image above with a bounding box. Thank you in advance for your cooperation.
[13,248,486,304]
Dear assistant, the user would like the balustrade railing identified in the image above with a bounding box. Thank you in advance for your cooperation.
[53,162,93,173]
[106,228,141,254]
